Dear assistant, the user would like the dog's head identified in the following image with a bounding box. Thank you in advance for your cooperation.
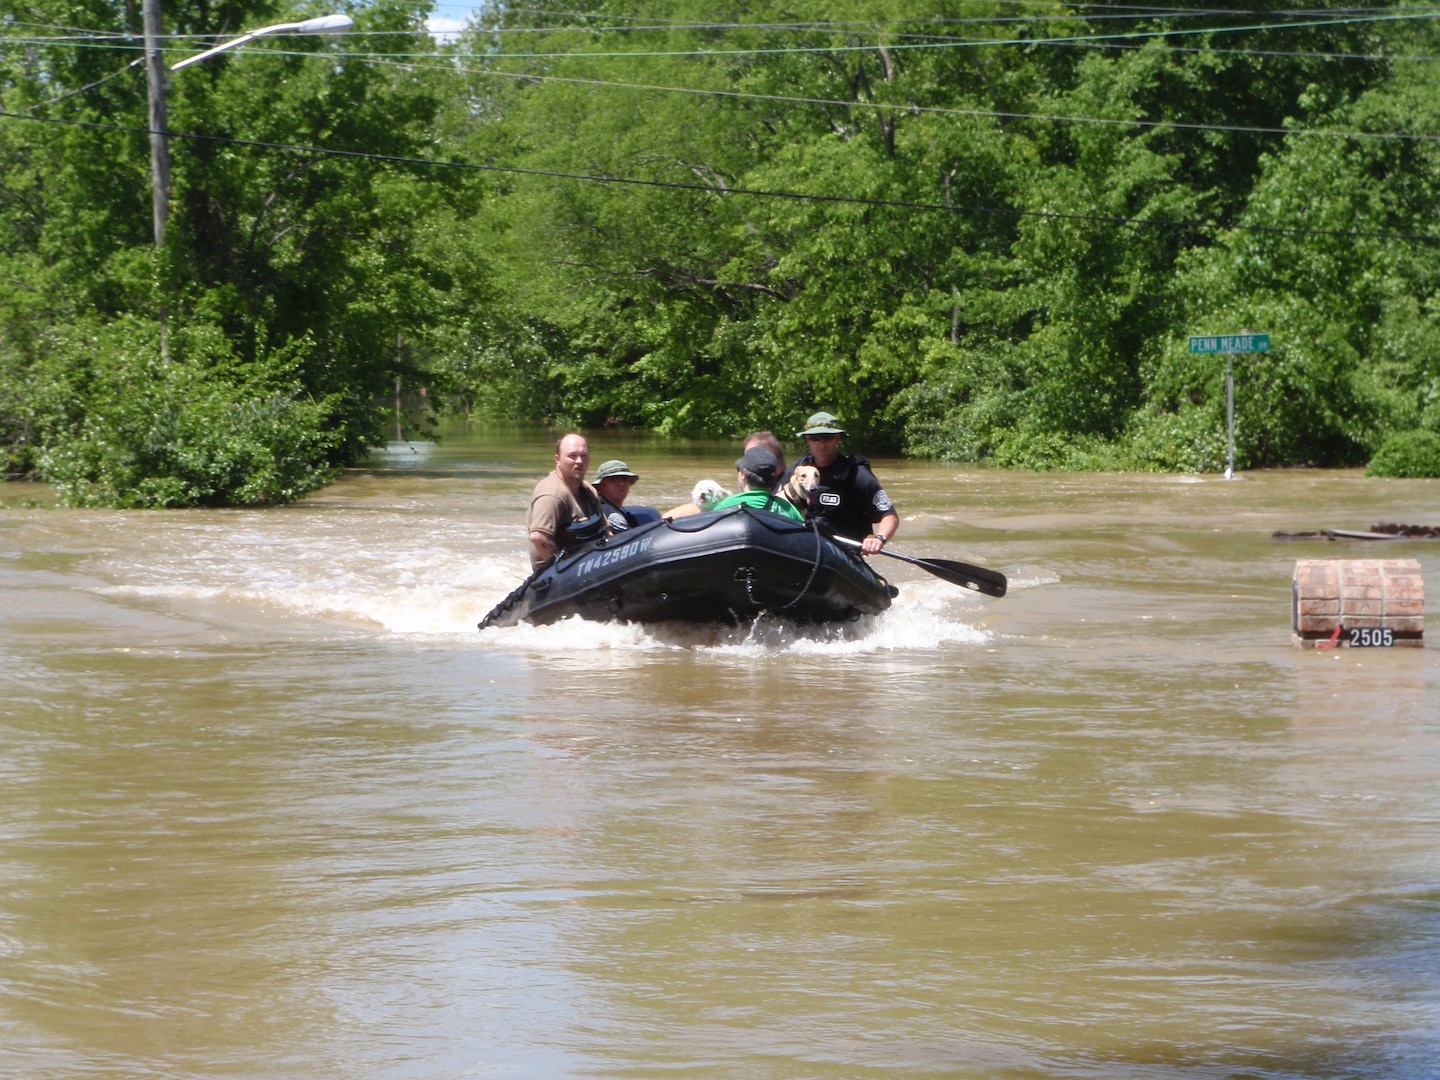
[781,465,821,511]
[691,478,731,511]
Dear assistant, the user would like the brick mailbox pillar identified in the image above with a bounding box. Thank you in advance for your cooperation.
[1292,559,1424,648]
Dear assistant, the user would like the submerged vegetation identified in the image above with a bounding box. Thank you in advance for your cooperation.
[5,0,1440,504]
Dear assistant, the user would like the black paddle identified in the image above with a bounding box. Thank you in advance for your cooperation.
[834,534,1007,598]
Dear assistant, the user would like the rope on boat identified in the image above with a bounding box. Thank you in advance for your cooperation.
[478,553,557,630]
[776,517,825,612]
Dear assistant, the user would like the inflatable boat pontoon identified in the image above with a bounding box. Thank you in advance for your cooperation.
[479,505,897,628]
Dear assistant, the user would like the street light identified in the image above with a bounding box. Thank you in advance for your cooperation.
[141,6,354,247]
[138,2,352,356]
[171,14,354,71]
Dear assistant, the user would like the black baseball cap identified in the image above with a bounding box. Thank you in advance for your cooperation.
[735,446,780,483]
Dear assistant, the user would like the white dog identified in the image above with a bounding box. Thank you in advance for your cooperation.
[663,478,732,519]
[691,478,730,510]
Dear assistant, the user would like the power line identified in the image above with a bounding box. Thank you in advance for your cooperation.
[1062,36,1440,60]
[6,6,1440,54]
[7,32,1440,68]
[3,107,1437,244]
[14,5,1417,69]
[308,50,1440,146]
[10,57,141,112]
[11,31,1439,148]
[400,11,1333,34]
[491,3,1440,26]
[9,13,1440,147]
[347,8,1440,59]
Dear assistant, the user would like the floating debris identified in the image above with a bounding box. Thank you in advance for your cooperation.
[1274,529,1386,541]
[1369,522,1440,538]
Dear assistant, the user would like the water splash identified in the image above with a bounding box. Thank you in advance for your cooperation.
[476,581,989,657]
[89,508,995,651]
[1004,564,1061,590]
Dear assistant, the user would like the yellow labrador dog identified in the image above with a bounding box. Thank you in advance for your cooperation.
[663,479,731,520]
[778,464,821,516]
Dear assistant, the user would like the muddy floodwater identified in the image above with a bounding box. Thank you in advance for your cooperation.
[3,425,1438,1079]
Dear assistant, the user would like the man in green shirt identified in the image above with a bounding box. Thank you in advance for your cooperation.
[709,447,804,521]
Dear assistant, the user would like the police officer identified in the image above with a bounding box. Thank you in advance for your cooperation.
[789,411,898,555]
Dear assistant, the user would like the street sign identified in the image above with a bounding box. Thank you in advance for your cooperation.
[1188,332,1270,480]
[1189,334,1270,354]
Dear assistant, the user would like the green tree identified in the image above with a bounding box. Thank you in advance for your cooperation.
[1151,36,1440,468]
[9,0,1440,483]
[3,1,500,499]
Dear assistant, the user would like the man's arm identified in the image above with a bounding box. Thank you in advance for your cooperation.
[527,489,563,564]
[529,530,558,564]
[862,511,898,555]
[856,466,898,555]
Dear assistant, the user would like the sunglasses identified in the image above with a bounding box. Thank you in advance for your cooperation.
[805,433,840,442]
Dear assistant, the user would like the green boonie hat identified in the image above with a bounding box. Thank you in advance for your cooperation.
[796,411,846,436]
[595,459,639,482]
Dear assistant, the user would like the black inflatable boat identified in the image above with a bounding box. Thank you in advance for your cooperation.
[479,505,897,628]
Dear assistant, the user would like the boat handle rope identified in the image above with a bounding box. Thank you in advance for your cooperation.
[477,552,557,630]
[776,517,825,611]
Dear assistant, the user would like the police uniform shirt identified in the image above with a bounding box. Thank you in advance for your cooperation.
[792,452,895,541]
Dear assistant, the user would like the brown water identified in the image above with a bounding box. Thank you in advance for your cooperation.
[2,425,1438,1079]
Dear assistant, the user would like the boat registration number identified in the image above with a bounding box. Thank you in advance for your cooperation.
[1346,626,1395,647]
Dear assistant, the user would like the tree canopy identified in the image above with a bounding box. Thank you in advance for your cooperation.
[5,0,1440,502]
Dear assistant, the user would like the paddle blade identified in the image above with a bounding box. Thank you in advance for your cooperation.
[833,534,1007,598]
[915,556,1007,598]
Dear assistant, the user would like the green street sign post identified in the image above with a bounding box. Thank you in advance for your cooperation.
[1188,334,1270,355]
[1188,333,1271,480]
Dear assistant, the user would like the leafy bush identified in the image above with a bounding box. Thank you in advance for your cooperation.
[1365,430,1440,478]
[990,427,1119,472]
[29,317,338,508]
[1118,406,1230,473]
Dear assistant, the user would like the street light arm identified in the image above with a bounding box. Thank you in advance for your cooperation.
[171,27,273,70]
[171,14,354,71]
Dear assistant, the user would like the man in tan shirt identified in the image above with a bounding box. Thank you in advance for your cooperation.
[526,433,601,568]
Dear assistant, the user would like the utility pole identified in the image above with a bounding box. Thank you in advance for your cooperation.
[137,6,351,359]
[395,333,404,443]
[141,0,170,357]
[141,0,169,245]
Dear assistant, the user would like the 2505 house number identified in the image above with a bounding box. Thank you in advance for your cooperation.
[1347,626,1395,647]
